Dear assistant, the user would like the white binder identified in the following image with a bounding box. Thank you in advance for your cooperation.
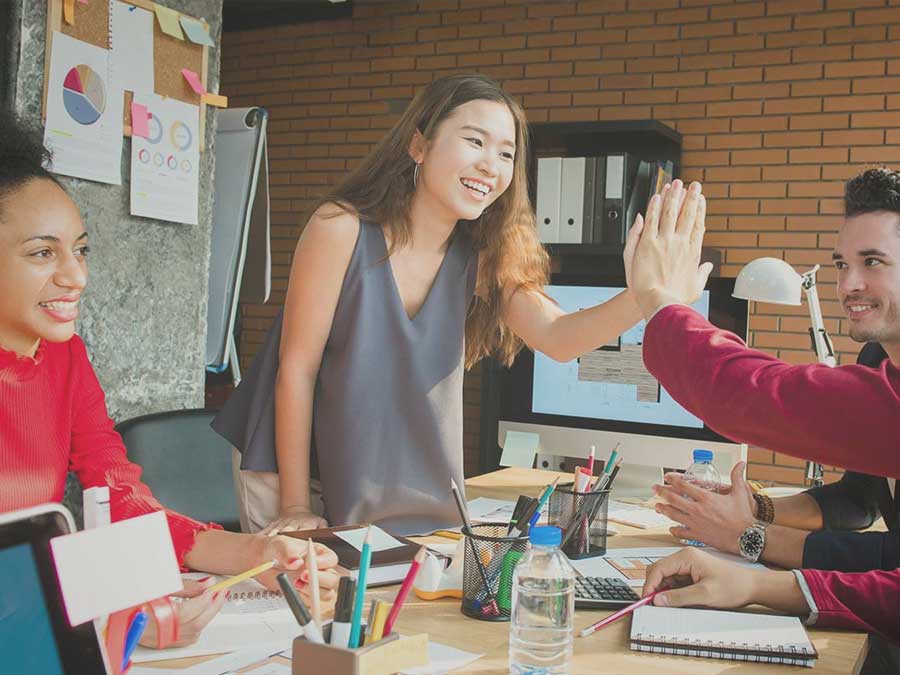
[559,157,586,243]
[536,157,562,243]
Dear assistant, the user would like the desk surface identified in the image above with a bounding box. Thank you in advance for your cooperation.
[144,467,869,674]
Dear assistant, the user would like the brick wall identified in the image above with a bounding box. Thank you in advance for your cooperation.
[220,0,900,484]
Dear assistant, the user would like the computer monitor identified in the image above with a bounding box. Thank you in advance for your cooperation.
[497,274,749,495]
[0,504,110,674]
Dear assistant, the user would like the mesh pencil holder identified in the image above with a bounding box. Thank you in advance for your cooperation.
[460,523,527,622]
[548,484,611,559]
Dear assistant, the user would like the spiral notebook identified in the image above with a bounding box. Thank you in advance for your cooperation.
[630,606,818,667]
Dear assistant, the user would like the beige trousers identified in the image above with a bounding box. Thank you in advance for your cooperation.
[230,448,324,533]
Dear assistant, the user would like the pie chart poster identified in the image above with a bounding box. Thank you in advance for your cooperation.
[43,32,123,186]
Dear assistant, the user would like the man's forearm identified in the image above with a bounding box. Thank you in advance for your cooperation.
[771,493,824,531]
[760,524,810,569]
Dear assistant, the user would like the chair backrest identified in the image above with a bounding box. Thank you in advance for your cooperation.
[115,409,241,532]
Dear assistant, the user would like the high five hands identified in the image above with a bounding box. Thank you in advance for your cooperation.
[624,179,713,320]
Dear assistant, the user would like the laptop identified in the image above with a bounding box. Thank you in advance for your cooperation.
[0,503,111,674]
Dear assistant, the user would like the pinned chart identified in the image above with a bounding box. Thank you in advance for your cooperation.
[62,65,106,125]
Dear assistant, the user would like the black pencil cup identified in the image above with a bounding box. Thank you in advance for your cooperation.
[460,523,528,622]
[548,484,611,559]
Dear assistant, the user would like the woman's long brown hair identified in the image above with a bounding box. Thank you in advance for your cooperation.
[311,74,548,368]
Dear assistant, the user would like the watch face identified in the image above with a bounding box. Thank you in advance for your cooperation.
[741,528,764,558]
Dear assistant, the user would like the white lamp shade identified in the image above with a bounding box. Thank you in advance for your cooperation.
[733,257,803,305]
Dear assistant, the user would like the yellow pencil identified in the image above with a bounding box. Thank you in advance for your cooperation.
[205,559,277,594]
[370,600,390,642]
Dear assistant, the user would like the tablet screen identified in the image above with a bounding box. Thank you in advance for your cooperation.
[0,506,109,674]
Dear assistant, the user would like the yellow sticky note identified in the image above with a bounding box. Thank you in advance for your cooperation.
[154,4,184,40]
[201,92,228,108]
[63,0,75,24]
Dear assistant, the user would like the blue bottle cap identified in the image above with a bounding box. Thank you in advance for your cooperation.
[529,525,562,546]
[693,449,714,463]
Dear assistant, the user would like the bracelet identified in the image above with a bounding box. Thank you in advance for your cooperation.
[145,596,179,649]
[752,492,775,524]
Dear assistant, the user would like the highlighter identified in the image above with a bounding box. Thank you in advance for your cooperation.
[330,576,356,648]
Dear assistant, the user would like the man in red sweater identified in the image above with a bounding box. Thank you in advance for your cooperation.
[626,177,900,647]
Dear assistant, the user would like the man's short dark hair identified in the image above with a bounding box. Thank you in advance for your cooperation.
[845,167,900,218]
[0,110,63,212]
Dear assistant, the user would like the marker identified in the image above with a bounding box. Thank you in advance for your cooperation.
[348,526,374,648]
[307,538,321,631]
[276,573,325,644]
[586,445,596,477]
[121,610,147,670]
[383,546,426,636]
[330,577,356,647]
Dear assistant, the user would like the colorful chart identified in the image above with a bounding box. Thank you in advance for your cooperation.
[170,121,193,151]
[62,65,106,125]
[147,114,163,144]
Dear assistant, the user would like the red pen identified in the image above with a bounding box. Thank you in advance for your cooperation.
[382,546,427,636]
[578,590,661,638]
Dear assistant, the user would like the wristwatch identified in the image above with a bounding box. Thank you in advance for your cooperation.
[738,520,769,562]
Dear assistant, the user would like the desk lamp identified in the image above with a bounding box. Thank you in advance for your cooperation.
[733,257,836,487]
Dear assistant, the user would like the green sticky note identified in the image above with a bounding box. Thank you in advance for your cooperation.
[499,431,540,468]
[154,5,184,40]
[179,16,215,47]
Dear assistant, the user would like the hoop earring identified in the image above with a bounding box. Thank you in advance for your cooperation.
[413,162,420,189]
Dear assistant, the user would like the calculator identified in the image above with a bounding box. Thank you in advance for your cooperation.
[574,576,640,609]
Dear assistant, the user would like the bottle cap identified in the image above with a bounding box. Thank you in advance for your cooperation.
[693,449,714,463]
[529,525,562,546]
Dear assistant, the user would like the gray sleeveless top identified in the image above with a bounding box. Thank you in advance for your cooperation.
[212,220,478,535]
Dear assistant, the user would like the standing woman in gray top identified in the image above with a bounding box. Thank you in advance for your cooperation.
[214,74,654,536]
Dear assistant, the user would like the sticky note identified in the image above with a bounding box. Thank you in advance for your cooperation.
[201,92,228,108]
[498,430,540,468]
[63,0,75,24]
[154,4,184,40]
[179,16,215,47]
[131,102,150,138]
[334,526,405,553]
[181,68,205,95]
[50,512,182,627]
[76,0,88,4]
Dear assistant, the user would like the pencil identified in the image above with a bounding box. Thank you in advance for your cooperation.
[578,590,660,637]
[307,538,321,631]
[382,546,426,636]
[205,559,276,594]
[348,526,373,648]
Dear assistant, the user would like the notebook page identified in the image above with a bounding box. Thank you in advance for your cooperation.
[631,606,815,653]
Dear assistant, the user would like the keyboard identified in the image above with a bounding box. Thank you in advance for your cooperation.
[574,576,640,609]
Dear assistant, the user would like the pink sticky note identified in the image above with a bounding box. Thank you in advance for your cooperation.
[181,68,205,95]
[131,103,150,138]
[76,0,88,4]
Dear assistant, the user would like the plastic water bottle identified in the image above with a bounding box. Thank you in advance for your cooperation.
[680,448,721,547]
[509,526,575,675]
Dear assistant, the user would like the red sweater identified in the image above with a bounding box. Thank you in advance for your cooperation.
[0,336,218,565]
[644,304,900,644]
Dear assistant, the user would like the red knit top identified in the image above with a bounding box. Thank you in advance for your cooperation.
[0,335,219,565]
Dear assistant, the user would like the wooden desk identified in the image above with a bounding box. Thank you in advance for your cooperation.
[142,468,869,674]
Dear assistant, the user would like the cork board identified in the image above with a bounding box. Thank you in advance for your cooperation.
[42,0,210,150]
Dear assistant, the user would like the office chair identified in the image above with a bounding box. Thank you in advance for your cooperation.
[115,409,241,532]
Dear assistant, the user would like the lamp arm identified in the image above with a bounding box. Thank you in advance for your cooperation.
[801,266,837,368]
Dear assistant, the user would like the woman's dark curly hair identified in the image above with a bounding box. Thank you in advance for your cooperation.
[0,110,63,211]
[845,167,900,218]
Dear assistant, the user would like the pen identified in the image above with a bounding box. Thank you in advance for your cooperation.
[382,546,426,636]
[205,559,277,594]
[578,590,660,638]
[307,538,321,631]
[330,577,356,647]
[508,497,539,537]
[348,526,374,648]
[528,477,559,530]
[276,573,325,644]
[450,478,499,617]
[121,610,147,670]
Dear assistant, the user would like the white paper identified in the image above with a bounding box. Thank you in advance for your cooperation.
[466,497,548,525]
[334,525,405,552]
[43,31,123,185]
[607,499,677,529]
[130,647,279,675]
[50,511,182,626]
[239,663,291,675]
[110,1,155,95]
[401,640,483,675]
[498,430,539,468]
[130,92,200,225]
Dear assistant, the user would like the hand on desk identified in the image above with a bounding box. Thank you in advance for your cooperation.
[652,461,755,555]
[139,577,228,649]
[261,506,329,535]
